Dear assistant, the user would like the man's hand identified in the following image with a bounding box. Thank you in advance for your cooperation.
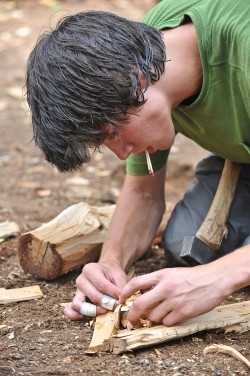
[64,166,167,321]
[119,263,230,326]
[64,261,127,320]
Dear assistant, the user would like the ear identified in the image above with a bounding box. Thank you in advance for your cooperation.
[139,70,148,92]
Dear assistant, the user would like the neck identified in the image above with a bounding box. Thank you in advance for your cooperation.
[160,23,203,108]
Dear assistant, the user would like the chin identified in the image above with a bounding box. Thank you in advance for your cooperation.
[158,143,173,151]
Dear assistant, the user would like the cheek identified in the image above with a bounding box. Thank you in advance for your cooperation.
[103,139,119,152]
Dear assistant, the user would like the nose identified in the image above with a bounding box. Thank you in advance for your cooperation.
[104,139,134,160]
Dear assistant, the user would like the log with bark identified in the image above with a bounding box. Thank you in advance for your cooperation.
[18,203,115,280]
[18,202,165,281]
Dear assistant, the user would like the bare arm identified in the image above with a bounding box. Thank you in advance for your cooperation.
[100,164,167,270]
[64,164,167,320]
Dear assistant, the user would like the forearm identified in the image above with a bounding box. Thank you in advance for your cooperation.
[212,244,250,295]
[99,166,167,270]
[101,190,164,269]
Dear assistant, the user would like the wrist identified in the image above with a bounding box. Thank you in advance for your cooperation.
[100,237,138,270]
[98,248,125,269]
[226,248,250,291]
[211,246,250,296]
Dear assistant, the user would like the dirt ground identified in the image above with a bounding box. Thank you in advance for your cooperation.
[0,1,249,375]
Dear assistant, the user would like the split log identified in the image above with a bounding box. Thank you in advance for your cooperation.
[111,301,250,354]
[18,203,115,280]
[88,300,250,354]
[0,285,43,304]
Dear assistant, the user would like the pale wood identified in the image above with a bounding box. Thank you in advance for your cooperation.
[109,301,250,354]
[87,296,250,354]
[88,270,135,351]
[196,160,241,250]
[89,309,120,351]
[204,344,250,368]
[18,203,115,280]
[224,322,250,334]
[0,285,43,304]
[0,221,20,239]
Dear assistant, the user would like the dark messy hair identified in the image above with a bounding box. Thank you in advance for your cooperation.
[26,10,166,172]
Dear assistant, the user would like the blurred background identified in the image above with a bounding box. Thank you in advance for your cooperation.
[0,0,206,233]
[1,5,248,376]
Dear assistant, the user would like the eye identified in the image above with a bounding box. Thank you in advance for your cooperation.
[108,133,120,142]
[104,124,120,141]
[106,129,120,142]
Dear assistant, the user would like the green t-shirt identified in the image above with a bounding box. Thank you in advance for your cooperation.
[126,0,250,176]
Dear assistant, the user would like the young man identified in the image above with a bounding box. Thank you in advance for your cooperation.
[26,0,250,326]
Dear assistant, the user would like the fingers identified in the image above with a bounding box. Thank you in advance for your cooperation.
[162,311,182,326]
[120,267,220,327]
[100,294,117,310]
[75,272,106,307]
[64,288,108,321]
[119,272,159,304]
[119,271,187,326]
[126,286,164,325]
[124,288,182,326]
[82,262,125,299]
[63,286,102,321]
[63,262,126,321]
[63,266,193,325]
[118,272,162,325]
[64,302,85,321]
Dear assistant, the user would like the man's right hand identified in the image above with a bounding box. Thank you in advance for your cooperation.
[64,261,127,320]
[64,166,167,321]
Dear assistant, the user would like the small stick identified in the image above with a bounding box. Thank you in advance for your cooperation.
[204,344,250,368]
[145,150,154,176]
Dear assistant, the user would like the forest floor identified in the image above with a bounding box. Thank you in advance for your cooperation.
[0,1,249,375]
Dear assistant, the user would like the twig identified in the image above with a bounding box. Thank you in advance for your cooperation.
[204,344,250,368]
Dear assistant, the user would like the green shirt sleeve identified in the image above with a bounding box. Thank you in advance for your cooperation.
[126,149,169,176]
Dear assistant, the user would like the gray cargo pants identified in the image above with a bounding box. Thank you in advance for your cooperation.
[163,154,250,266]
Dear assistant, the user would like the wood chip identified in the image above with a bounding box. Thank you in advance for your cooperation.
[88,309,121,351]
[36,189,51,197]
[0,285,43,304]
[0,220,20,239]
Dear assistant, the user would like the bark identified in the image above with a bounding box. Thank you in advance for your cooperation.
[18,203,115,280]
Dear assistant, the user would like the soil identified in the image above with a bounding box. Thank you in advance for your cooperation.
[0,1,249,375]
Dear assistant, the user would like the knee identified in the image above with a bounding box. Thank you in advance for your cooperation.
[163,228,190,267]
